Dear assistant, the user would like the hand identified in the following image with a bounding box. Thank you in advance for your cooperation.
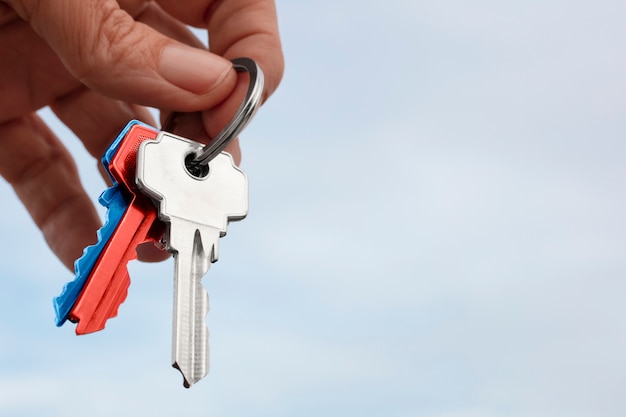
[0,0,284,270]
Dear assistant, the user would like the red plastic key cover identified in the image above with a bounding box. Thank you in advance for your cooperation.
[70,125,163,334]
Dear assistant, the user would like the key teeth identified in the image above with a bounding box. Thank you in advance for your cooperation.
[53,187,128,326]
[172,362,192,388]
[172,359,208,389]
[72,274,130,335]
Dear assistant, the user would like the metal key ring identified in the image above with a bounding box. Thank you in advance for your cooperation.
[164,57,264,166]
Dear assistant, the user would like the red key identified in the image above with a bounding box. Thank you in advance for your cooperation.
[70,124,164,334]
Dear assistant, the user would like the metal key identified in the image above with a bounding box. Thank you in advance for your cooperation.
[54,120,148,326]
[136,131,248,388]
[69,123,164,334]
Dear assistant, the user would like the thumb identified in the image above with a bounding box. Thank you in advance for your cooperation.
[6,0,237,111]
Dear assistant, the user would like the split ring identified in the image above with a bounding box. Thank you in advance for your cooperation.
[166,57,265,167]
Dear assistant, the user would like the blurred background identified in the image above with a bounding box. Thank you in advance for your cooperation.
[1,0,625,416]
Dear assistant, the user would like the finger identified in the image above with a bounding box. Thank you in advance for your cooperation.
[0,114,101,271]
[5,0,238,111]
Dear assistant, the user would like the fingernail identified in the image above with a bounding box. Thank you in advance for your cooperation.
[159,44,232,94]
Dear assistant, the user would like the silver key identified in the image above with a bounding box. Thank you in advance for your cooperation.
[136,131,248,388]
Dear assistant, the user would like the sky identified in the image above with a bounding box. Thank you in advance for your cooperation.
[1,0,626,416]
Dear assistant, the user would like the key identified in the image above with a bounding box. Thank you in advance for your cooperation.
[136,131,248,387]
[54,120,148,326]
[69,123,164,335]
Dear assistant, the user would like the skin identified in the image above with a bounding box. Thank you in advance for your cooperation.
[0,0,284,270]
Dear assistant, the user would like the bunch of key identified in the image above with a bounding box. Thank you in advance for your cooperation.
[53,58,263,388]
[54,120,247,387]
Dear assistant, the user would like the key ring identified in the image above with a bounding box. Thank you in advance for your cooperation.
[163,57,264,166]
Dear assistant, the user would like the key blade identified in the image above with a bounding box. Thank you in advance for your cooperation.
[168,219,220,388]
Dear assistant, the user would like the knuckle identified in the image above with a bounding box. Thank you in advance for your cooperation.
[71,5,142,85]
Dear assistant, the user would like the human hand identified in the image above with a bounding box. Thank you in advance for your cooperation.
[0,0,284,270]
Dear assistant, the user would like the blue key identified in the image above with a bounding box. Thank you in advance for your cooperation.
[53,120,153,326]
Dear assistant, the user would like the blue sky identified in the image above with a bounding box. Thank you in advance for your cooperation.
[1,0,625,416]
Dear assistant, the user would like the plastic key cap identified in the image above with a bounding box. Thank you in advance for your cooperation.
[54,120,149,326]
[69,123,163,334]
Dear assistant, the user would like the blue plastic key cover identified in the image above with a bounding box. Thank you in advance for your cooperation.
[53,188,128,325]
[53,120,154,326]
